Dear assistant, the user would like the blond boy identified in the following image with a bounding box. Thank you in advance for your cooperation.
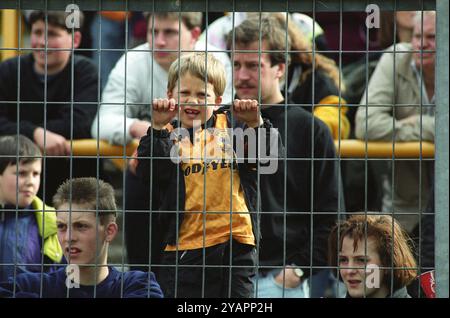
[136,52,277,298]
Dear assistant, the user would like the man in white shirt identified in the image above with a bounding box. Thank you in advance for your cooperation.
[91,12,232,272]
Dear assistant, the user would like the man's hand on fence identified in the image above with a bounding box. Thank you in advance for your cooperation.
[233,99,263,128]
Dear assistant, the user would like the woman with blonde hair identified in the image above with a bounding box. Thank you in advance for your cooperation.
[328,214,417,298]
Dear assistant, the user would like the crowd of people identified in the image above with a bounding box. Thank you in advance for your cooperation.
[0,9,437,298]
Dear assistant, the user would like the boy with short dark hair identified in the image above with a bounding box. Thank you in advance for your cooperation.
[0,177,163,298]
[136,52,280,297]
[0,135,63,282]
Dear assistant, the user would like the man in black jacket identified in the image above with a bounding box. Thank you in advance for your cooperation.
[228,16,344,298]
[0,10,99,199]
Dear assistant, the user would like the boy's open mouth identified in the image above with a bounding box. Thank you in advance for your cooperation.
[184,108,201,118]
[184,109,200,115]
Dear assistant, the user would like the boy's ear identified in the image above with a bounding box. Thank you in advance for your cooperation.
[190,26,201,44]
[104,222,118,243]
[275,63,286,80]
[215,96,223,107]
[72,31,82,49]
[167,91,173,99]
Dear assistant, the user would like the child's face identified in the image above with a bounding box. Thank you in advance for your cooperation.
[30,20,79,75]
[0,160,41,208]
[168,72,222,128]
[56,206,111,266]
[339,236,388,298]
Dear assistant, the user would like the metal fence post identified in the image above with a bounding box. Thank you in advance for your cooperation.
[435,0,449,299]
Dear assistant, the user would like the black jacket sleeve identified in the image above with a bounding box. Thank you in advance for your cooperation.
[136,127,177,200]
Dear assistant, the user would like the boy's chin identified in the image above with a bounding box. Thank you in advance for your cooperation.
[182,122,196,129]
[181,119,207,129]
[17,198,34,208]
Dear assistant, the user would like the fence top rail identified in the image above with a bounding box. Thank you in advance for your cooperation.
[0,0,436,12]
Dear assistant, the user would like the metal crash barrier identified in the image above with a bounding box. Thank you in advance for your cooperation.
[69,139,435,162]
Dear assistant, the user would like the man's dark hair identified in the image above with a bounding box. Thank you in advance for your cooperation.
[53,177,117,225]
[0,135,41,175]
[226,16,291,67]
[29,10,85,32]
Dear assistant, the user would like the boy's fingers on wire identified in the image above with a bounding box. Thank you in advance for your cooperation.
[153,98,170,112]
[169,98,177,112]
[152,98,161,110]
[163,99,169,111]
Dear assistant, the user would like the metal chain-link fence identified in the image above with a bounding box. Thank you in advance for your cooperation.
[0,0,447,298]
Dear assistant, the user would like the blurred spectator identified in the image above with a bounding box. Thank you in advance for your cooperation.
[271,13,350,139]
[378,11,416,49]
[341,11,416,216]
[90,12,130,91]
[314,12,380,66]
[0,10,100,200]
[202,12,347,139]
[198,12,326,51]
[90,11,147,91]
[344,11,416,108]
[355,11,435,232]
